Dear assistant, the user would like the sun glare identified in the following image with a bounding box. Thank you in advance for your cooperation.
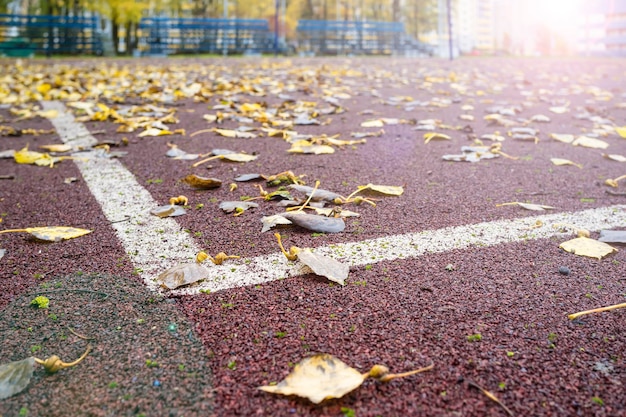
[530,0,584,34]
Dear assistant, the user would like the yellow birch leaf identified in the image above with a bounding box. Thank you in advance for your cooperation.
[357,184,404,196]
[361,119,384,128]
[603,153,626,162]
[288,144,335,154]
[212,128,256,138]
[615,126,626,138]
[36,83,52,94]
[0,226,91,242]
[27,226,91,241]
[550,158,582,168]
[138,128,173,137]
[220,153,258,162]
[239,103,263,112]
[258,354,366,404]
[36,109,58,119]
[549,106,569,114]
[559,237,617,260]
[14,147,46,164]
[182,175,222,189]
[550,133,574,144]
[424,132,451,144]
[39,144,72,153]
[572,136,609,149]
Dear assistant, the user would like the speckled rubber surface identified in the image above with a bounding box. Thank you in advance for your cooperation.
[1,56,625,416]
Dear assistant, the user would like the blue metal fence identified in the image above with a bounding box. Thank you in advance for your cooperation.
[138,17,275,55]
[297,20,407,55]
[0,14,102,56]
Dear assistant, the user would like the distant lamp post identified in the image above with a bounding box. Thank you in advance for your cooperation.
[223,0,228,56]
[447,0,453,60]
[274,0,279,55]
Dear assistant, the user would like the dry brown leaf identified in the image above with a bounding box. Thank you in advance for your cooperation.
[572,136,609,149]
[0,357,35,400]
[424,132,451,144]
[549,133,574,144]
[157,262,210,289]
[559,237,618,259]
[603,153,626,162]
[182,175,222,189]
[496,202,555,211]
[550,158,582,168]
[0,226,91,242]
[360,119,384,128]
[258,354,366,404]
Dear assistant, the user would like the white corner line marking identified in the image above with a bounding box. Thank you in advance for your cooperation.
[42,101,626,295]
[41,100,201,291]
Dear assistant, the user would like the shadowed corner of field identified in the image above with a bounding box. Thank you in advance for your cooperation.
[0,272,214,417]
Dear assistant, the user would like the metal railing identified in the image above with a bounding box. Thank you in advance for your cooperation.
[0,14,102,56]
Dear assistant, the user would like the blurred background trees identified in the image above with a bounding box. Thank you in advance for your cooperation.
[5,0,439,52]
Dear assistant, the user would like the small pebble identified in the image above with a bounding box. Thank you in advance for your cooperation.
[153,380,161,387]
[558,266,571,276]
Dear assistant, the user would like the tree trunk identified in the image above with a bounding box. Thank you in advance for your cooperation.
[112,20,120,55]
[125,21,133,55]
[392,0,400,22]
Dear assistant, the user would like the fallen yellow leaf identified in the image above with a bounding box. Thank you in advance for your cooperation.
[550,158,582,168]
[572,136,609,149]
[559,237,617,260]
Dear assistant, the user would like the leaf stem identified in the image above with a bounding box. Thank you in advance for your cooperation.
[189,128,213,138]
[568,302,626,320]
[191,155,222,168]
[295,180,320,213]
[0,229,28,234]
[467,380,514,416]
[378,362,435,382]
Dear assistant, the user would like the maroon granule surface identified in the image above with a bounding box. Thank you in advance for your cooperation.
[0,57,625,416]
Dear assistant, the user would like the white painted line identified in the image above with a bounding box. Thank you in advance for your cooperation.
[168,205,626,295]
[42,101,626,296]
[41,101,200,290]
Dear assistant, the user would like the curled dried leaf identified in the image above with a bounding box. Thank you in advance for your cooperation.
[496,202,555,211]
[280,211,345,233]
[157,262,210,289]
[258,354,366,404]
[182,174,222,189]
[288,184,342,202]
[219,201,259,216]
[0,357,35,400]
[261,214,293,232]
[424,132,451,144]
[150,205,186,218]
[0,226,92,242]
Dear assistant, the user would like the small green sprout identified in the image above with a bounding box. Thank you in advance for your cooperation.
[145,359,159,368]
[30,296,50,309]
[467,333,482,342]
[591,396,604,406]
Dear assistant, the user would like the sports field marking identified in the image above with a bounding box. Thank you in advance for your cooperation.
[43,101,626,295]
[42,101,201,289]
